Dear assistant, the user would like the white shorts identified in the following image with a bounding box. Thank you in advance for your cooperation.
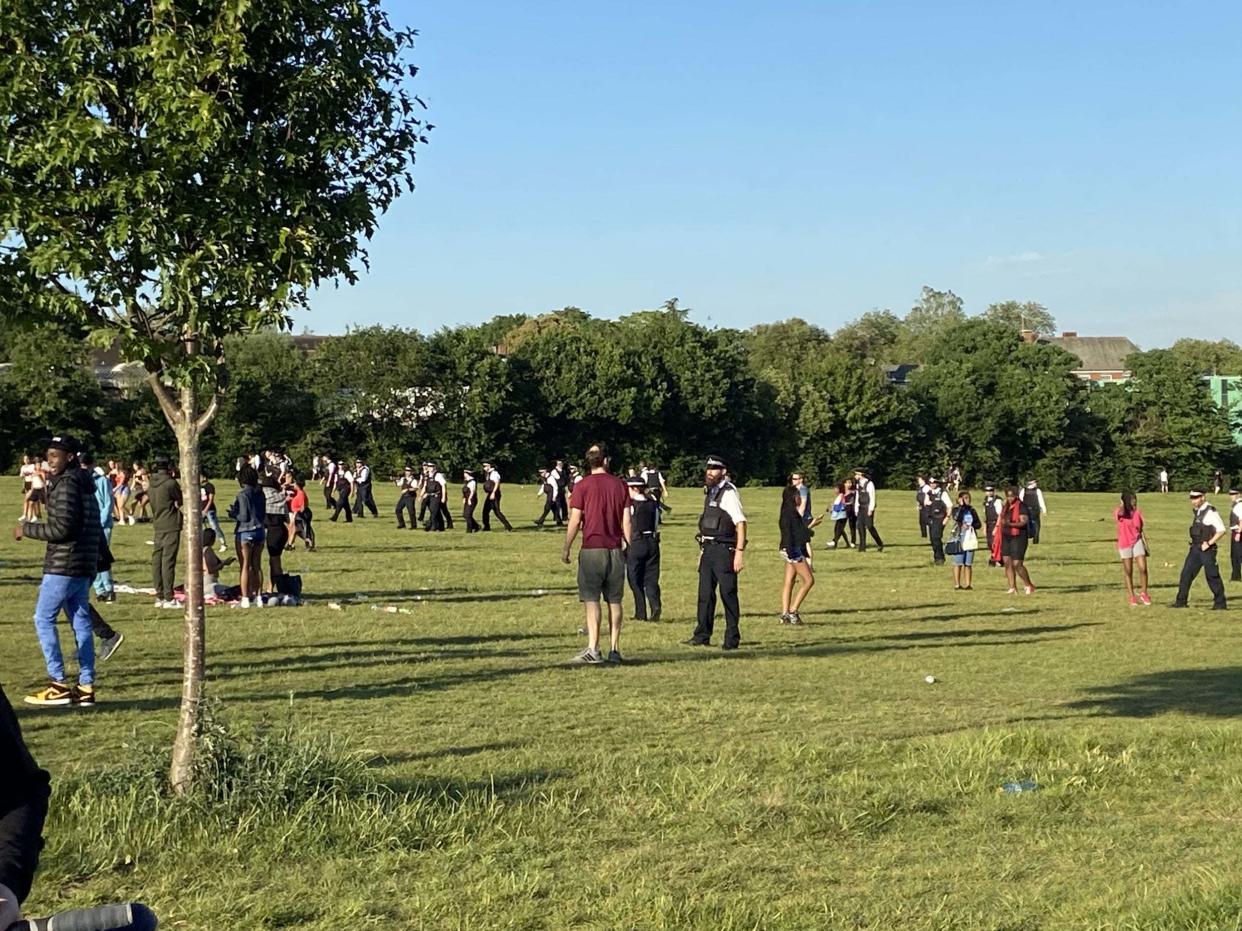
[1118,539,1147,559]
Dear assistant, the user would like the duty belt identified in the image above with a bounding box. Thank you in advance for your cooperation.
[696,535,736,547]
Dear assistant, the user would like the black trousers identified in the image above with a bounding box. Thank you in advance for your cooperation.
[928,521,945,563]
[439,499,454,529]
[331,489,353,522]
[555,490,568,523]
[353,481,378,517]
[322,483,334,509]
[90,604,117,640]
[417,495,430,524]
[482,495,512,531]
[627,535,662,619]
[832,517,855,546]
[1175,545,1227,607]
[1230,535,1241,582]
[692,543,740,648]
[395,493,416,528]
[463,500,481,532]
[536,494,561,526]
[152,530,180,601]
[918,506,929,538]
[425,495,445,531]
[1028,514,1041,544]
[855,512,883,551]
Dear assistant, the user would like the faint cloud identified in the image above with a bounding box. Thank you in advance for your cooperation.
[984,251,1044,267]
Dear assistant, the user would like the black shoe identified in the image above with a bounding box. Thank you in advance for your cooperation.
[1213,604,1228,611]
[103,591,116,603]
[650,609,662,622]
[722,644,740,652]
[1168,602,1188,608]
[682,638,710,646]
[876,545,885,552]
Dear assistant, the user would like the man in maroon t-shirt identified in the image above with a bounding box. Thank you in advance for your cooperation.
[562,443,632,664]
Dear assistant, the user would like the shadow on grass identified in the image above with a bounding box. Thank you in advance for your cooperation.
[384,768,566,801]
[305,586,579,604]
[223,632,564,656]
[369,740,527,766]
[1065,666,1242,718]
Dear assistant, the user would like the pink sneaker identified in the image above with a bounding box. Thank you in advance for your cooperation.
[1139,592,1152,606]
[1128,595,1139,607]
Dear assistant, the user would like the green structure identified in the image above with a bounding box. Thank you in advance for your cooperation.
[1204,375,1242,443]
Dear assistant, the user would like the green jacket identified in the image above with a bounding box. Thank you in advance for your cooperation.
[148,470,183,535]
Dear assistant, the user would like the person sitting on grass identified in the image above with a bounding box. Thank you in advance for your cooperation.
[202,528,237,601]
[0,680,52,928]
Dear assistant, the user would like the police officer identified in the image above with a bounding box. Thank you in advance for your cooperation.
[925,476,951,565]
[686,456,747,650]
[982,485,1003,567]
[423,462,446,532]
[625,475,662,621]
[480,460,514,532]
[462,469,481,533]
[433,463,454,530]
[1022,479,1047,544]
[1170,487,1228,610]
[552,458,570,523]
[534,467,562,527]
[1229,486,1242,584]
[852,468,884,552]
[352,457,379,518]
[915,474,930,539]
[394,465,417,529]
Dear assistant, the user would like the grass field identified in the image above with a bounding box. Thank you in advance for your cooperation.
[2,481,1241,930]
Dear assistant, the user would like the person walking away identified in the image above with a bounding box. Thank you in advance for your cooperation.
[352,458,378,518]
[147,457,182,609]
[1214,469,1224,494]
[552,458,570,523]
[778,480,814,624]
[200,473,228,553]
[260,473,289,592]
[329,460,354,522]
[1229,486,1242,583]
[228,465,266,608]
[321,457,338,509]
[462,469,481,532]
[433,463,454,530]
[422,463,445,531]
[563,444,632,664]
[999,485,1035,595]
[1159,467,1169,494]
[1170,488,1228,610]
[1023,480,1047,543]
[926,477,951,565]
[852,468,884,552]
[26,458,47,523]
[0,679,52,927]
[394,465,417,529]
[80,453,115,604]
[15,435,102,707]
[915,474,930,539]
[982,485,1003,567]
[534,467,561,527]
[19,454,37,523]
[480,460,513,531]
[289,478,314,550]
[687,456,748,650]
[949,492,981,590]
[791,471,813,567]
[625,476,662,621]
[643,462,671,514]
[824,480,855,549]
[1115,491,1151,606]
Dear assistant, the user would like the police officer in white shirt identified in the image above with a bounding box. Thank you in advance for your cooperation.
[433,464,453,530]
[352,458,379,518]
[925,476,952,565]
[480,460,513,532]
[982,485,1004,567]
[394,465,417,529]
[462,469,481,533]
[1228,486,1242,584]
[329,461,354,522]
[686,455,747,650]
[534,467,562,527]
[1171,487,1228,609]
[852,468,884,552]
[1023,480,1048,544]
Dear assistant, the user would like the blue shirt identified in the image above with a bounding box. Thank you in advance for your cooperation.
[92,471,114,530]
[798,485,812,524]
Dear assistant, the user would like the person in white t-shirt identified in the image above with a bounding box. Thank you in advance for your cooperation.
[480,460,513,531]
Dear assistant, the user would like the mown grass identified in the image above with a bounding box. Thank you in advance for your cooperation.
[2,483,1241,930]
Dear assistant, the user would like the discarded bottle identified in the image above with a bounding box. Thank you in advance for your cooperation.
[1002,779,1039,794]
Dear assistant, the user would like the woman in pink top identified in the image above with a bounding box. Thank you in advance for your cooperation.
[1115,491,1150,606]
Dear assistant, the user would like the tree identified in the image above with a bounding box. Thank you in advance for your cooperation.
[832,310,903,363]
[983,300,1057,337]
[0,0,427,790]
[1168,339,1242,376]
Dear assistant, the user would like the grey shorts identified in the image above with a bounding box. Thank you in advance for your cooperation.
[578,547,625,604]
[1118,539,1147,559]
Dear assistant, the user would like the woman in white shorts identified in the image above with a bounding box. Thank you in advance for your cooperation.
[1115,491,1150,606]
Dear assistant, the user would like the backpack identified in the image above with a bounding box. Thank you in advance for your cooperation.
[275,573,302,598]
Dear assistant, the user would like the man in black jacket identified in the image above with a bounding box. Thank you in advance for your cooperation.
[0,681,51,927]
[13,435,102,708]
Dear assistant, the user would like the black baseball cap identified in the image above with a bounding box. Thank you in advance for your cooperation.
[705,455,727,470]
[47,435,81,454]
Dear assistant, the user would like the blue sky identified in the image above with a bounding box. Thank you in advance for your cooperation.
[308,1,1242,347]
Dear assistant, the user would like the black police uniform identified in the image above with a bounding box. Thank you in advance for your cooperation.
[353,464,379,518]
[1228,494,1241,583]
[1022,486,1042,544]
[927,490,948,564]
[463,477,481,533]
[425,473,445,532]
[1173,503,1227,609]
[917,484,930,539]
[984,493,1001,566]
[535,476,561,527]
[627,495,662,621]
[481,469,514,532]
[691,480,743,649]
[854,477,884,552]
[395,474,417,529]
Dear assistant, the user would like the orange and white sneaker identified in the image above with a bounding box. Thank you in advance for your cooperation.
[1139,592,1152,606]
[24,680,73,706]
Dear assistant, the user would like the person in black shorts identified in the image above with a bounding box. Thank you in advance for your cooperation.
[999,484,1035,595]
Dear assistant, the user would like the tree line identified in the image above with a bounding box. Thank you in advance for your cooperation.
[3,290,1238,491]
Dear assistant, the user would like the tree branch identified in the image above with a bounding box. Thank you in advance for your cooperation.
[147,370,183,426]
[195,390,220,433]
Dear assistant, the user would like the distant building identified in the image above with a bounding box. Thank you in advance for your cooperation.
[1033,330,1140,383]
[881,363,918,387]
[1204,375,1242,444]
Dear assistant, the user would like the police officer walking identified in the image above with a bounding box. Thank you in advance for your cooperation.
[625,475,662,621]
[534,467,562,527]
[852,468,884,552]
[462,469,481,533]
[686,456,747,650]
[1229,486,1242,584]
[925,476,951,565]
[423,462,446,532]
[1023,479,1047,544]
[480,460,513,532]
[1171,487,1228,609]
[394,465,417,529]
[352,457,379,518]
[915,474,930,539]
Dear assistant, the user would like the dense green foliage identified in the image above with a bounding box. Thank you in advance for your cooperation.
[2,303,1239,489]
[6,484,1242,929]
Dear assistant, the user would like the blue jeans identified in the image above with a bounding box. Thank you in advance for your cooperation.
[33,574,95,685]
[204,509,227,546]
[94,524,114,595]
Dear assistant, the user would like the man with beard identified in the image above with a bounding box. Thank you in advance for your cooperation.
[685,456,747,651]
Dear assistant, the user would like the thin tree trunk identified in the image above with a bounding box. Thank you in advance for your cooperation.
[169,380,206,794]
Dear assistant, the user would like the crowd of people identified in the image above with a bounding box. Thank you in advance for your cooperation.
[8,434,1242,702]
